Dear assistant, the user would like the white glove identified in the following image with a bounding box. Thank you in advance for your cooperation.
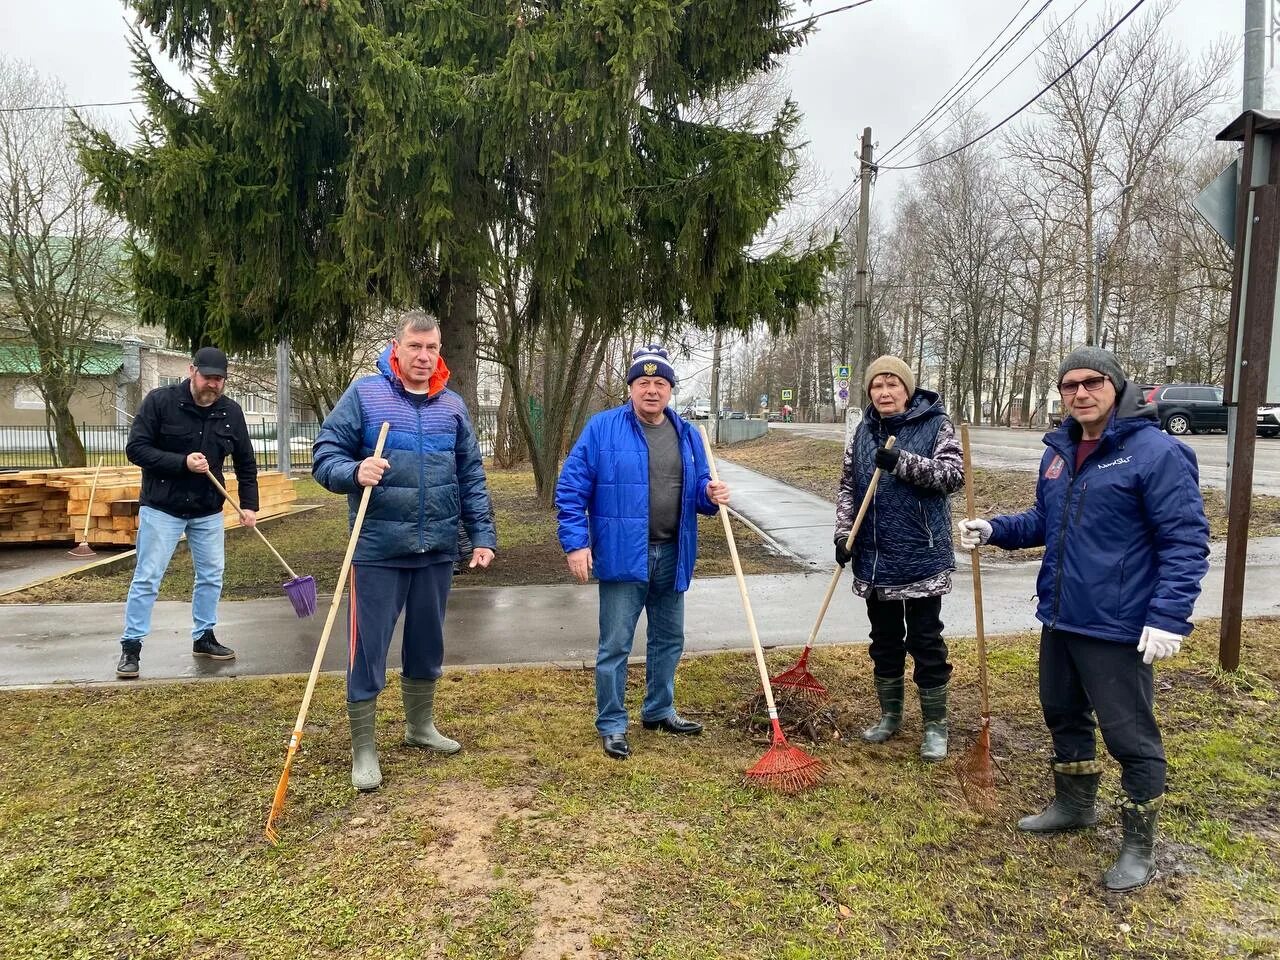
[1137,626,1182,665]
[956,518,992,550]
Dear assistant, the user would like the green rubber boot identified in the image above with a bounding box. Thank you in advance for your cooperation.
[918,683,949,762]
[1017,761,1103,833]
[861,675,904,743]
[347,697,382,792]
[402,677,461,754]
[1103,796,1162,892]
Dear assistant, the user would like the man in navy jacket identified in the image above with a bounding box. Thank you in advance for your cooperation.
[555,346,730,760]
[959,346,1210,892]
[313,310,496,791]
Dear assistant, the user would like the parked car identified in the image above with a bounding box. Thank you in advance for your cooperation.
[1147,383,1227,435]
[1258,405,1280,438]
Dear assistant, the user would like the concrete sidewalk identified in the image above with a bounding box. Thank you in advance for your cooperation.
[3,459,1279,687]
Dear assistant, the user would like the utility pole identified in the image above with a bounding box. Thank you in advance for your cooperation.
[852,127,874,391]
[710,326,723,445]
[1220,0,1272,672]
[275,338,291,475]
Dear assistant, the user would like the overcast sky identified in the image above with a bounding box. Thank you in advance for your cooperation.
[0,0,1246,393]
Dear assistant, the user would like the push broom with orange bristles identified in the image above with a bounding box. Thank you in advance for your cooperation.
[265,421,389,844]
[956,423,999,810]
[698,425,823,793]
[770,436,896,702]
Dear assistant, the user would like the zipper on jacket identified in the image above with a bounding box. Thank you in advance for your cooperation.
[1050,469,1078,629]
[416,403,426,552]
[1074,482,1089,525]
[919,503,934,547]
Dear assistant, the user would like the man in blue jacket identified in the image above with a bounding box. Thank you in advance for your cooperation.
[555,345,730,760]
[313,310,496,791]
[958,346,1209,892]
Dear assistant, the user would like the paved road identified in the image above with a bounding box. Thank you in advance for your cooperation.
[773,423,1280,497]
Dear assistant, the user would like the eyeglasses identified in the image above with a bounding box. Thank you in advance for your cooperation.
[1058,375,1108,397]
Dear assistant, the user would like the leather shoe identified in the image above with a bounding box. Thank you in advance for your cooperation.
[601,733,630,760]
[642,713,703,736]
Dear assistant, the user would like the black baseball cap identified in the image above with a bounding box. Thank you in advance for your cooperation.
[192,346,229,377]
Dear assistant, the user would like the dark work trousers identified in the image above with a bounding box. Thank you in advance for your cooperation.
[1039,626,1165,803]
[346,562,453,702]
[865,594,952,689]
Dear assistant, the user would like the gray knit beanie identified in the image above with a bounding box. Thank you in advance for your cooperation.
[1057,346,1125,389]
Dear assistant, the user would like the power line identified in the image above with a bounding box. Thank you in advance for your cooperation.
[0,98,145,114]
[881,0,1057,167]
[876,0,1149,172]
[782,0,880,29]
[890,0,1093,168]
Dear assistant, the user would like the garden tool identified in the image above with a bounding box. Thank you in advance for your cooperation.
[266,421,390,843]
[956,423,999,810]
[207,471,316,618]
[770,436,896,701]
[67,457,104,559]
[697,425,824,793]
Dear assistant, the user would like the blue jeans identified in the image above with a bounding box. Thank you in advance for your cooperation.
[595,541,686,736]
[121,505,225,645]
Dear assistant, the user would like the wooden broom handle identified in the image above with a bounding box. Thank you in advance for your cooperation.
[81,457,104,541]
[206,469,299,581]
[961,423,989,715]
[804,436,898,647]
[286,422,390,739]
[697,425,783,716]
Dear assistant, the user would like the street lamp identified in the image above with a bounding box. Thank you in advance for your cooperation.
[1092,183,1133,347]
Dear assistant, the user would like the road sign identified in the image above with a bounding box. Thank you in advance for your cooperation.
[837,378,849,390]
[837,387,848,400]
[1193,158,1237,249]
[835,365,850,379]
[781,389,793,401]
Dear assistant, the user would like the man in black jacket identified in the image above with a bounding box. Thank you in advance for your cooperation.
[116,347,259,679]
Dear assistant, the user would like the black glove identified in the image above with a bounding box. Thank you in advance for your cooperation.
[835,540,853,568]
[874,445,900,472]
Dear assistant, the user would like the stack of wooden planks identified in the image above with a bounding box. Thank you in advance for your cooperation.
[0,467,298,546]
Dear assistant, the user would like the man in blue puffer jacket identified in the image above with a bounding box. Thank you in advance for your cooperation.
[555,345,730,761]
[959,346,1209,892]
[313,310,497,792]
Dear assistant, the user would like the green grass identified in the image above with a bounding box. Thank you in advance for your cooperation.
[1,621,1277,958]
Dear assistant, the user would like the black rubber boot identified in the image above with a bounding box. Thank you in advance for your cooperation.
[918,683,949,761]
[861,675,904,743]
[347,698,382,791]
[116,641,141,679]
[1017,761,1103,833]
[1103,796,1161,892]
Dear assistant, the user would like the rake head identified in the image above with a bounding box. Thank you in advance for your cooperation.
[744,719,825,793]
[264,734,303,844]
[769,648,830,703]
[282,575,317,618]
[957,717,999,811]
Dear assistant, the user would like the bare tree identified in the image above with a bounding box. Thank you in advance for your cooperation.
[0,59,128,465]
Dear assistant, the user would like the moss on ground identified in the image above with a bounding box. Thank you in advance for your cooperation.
[0,620,1277,958]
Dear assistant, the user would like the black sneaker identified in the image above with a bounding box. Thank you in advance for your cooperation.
[116,642,141,679]
[192,630,235,661]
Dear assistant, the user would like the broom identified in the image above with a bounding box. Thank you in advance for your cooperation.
[207,470,317,617]
[265,421,390,844]
[956,423,998,810]
[771,436,897,701]
[697,425,824,793]
[67,457,104,559]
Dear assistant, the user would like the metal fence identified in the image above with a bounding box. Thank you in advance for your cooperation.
[0,408,499,471]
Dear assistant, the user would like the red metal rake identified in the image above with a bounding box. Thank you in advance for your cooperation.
[698,426,824,793]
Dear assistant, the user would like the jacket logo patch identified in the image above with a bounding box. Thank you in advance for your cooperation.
[1045,455,1064,480]
[1096,456,1132,471]
[643,362,657,376]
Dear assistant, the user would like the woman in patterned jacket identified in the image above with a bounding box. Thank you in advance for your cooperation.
[835,355,964,760]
